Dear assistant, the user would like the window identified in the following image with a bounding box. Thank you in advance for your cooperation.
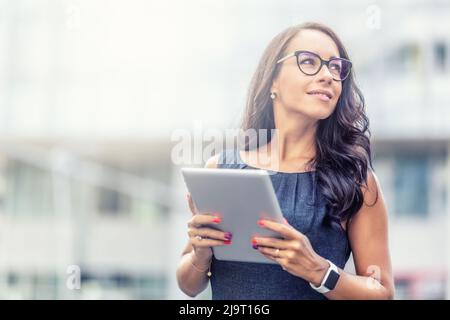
[434,41,447,71]
[97,187,131,216]
[4,161,54,217]
[374,147,447,220]
[394,154,429,217]
[387,43,420,74]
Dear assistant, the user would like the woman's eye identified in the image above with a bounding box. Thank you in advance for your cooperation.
[330,63,342,71]
[299,58,315,65]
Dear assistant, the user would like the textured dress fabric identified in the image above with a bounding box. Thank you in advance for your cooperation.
[209,148,351,300]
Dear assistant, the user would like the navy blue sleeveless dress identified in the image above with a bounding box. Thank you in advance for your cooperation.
[209,148,351,300]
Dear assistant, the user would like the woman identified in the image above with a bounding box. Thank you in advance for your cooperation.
[176,22,394,300]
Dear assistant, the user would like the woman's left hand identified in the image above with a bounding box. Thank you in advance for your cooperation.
[254,219,330,286]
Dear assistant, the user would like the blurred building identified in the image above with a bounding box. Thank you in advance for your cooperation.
[357,0,450,299]
[0,0,449,299]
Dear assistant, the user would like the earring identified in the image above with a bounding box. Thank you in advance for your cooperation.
[270,92,276,99]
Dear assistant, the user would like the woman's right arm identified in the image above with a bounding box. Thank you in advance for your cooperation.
[176,154,232,297]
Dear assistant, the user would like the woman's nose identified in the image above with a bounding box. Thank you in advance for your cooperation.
[316,65,334,84]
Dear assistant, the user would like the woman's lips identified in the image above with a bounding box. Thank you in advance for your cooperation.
[308,92,331,102]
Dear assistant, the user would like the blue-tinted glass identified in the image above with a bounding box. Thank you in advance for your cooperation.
[394,155,428,217]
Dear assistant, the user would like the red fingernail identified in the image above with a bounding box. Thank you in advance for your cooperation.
[252,238,258,245]
[213,217,221,223]
[224,240,232,245]
[257,220,265,227]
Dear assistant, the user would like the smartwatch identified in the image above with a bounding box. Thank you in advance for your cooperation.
[309,259,340,294]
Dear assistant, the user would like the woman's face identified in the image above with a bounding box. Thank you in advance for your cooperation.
[272,29,343,120]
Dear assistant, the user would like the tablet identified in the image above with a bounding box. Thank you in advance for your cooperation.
[181,167,285,264]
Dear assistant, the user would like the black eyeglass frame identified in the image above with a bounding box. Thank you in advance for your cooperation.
[276,50,352,81]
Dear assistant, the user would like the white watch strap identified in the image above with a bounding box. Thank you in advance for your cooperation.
[309,259,339,294]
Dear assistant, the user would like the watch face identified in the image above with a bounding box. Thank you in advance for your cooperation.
[324,270,340,290]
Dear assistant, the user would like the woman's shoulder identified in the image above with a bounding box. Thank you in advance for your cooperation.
[204,149,240,169]
[204,154,221,169]
[361,169,381,207]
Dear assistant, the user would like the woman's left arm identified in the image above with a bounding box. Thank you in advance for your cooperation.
[255,171,395,300]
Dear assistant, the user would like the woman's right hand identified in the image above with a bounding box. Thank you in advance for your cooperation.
[186,193,232,262]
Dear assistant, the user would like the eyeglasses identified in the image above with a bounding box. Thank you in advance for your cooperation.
[276,50,352,81]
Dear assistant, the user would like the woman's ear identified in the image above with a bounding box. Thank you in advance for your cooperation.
[270,81,279,95]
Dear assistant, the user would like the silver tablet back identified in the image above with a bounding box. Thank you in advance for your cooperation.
[181,167,284,264]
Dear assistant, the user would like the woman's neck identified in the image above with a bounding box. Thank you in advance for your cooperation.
[269,110,317,162]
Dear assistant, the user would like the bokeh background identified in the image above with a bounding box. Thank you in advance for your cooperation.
[0,0,449,299]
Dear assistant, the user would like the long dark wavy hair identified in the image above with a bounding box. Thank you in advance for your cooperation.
[240,22,377,226]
